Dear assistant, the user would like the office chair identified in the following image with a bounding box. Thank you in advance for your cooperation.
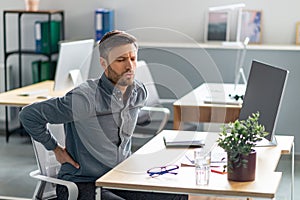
[132,61,172,151]
[30,124,78,200]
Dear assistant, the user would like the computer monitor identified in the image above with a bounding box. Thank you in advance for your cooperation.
[239,60,289,146]
[53,39,94,91]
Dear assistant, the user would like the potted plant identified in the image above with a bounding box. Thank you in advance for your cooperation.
[217,112,269,181]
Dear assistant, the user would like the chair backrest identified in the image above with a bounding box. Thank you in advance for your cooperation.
[31,124,65,198]
[135,60,160,106]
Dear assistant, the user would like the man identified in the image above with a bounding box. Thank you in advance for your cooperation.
[19,30,187,200]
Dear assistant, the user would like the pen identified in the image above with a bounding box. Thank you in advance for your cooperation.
[185,155,194,164]
[211,169,227,174]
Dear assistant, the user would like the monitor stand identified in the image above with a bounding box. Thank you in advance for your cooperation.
[53,69,83,92]
[255,135,278,147]
[69,69,83,87]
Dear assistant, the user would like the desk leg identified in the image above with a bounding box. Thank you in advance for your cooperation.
[291,142,294,200]
[96,187,101,200]
[173,105,181,130]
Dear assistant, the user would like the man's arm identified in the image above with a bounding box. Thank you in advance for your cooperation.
[19,88,93,149]
[19,97,74,150]
[19,88,93,168]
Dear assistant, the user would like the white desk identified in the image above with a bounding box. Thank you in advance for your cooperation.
[96,130,294,199]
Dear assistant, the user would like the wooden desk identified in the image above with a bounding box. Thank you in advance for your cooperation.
[0,80,67,106]
[96,130,294,199]
[173,83,245,130]
[0,80,69,142]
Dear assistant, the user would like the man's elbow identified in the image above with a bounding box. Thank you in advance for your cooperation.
[19,105,31,125]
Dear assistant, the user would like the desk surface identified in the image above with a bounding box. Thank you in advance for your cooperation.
[173,83,245,129]
[173,83,245,107]
[0,81,68,106]
[96,130,293,199]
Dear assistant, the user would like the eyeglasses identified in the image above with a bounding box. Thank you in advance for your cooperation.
[147,165,179,177]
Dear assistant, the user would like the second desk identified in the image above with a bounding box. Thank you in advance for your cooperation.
[173,83,245,130]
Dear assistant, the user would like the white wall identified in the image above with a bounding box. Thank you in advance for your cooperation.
[1,0,300,63]
[2,0,300,83]
[42,0,300,44]
[1,0,300,152]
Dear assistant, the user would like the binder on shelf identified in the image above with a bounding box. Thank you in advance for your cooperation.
[95,8,114,41]
[35,20,61,53]
[32,60,57,83]
[34,21,42,53]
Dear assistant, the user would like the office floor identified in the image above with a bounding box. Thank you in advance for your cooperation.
[0,134,299,200]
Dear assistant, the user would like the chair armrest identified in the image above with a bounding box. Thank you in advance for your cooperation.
[141,106,170,134]
[30,170,78,200]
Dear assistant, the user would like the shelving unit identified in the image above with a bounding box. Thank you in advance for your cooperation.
[2,10,65,142]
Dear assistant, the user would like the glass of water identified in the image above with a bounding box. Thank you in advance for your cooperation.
[194,148,211,185]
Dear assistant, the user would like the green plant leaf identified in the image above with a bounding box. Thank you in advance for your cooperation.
[217,111,269,171]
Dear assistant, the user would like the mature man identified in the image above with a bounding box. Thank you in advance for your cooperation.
[20,30,188,200]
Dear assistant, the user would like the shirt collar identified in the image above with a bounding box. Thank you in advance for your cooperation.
[100,74,115,95]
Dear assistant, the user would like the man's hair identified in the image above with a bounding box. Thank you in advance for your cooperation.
[98,30,138,61]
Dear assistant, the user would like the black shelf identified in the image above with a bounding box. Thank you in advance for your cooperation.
[5,50,58,57]
[4,10,64,14]
[2,10,64,142]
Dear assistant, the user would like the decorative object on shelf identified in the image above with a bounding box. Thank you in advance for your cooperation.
[296,22,300,45]
[24,0,40,11]
[205,11,230,42]
[217,112,269,182]
[240,10,263,44]
[204,3,245,44]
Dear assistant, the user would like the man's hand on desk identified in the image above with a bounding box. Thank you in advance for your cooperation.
[54,145,80,169]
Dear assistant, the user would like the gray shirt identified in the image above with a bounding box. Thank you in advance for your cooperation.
[19,75,148,182]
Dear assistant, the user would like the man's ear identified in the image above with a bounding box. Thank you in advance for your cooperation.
[100,57,108,70]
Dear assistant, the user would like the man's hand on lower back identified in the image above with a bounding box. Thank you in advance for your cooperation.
[54,145,80,169]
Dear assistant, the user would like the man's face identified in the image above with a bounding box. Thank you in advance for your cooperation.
[103,43,137,87]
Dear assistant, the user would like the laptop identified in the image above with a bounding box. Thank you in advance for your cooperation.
[238,60,289,146]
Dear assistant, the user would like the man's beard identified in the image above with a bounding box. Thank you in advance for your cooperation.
[107,65,134,86]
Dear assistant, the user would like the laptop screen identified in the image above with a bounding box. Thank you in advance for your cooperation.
[239,60,289,141]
